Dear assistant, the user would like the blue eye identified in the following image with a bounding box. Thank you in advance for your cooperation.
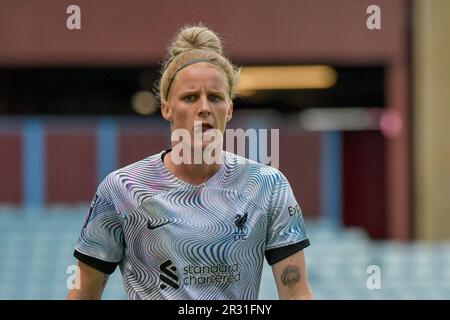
[183,95,196,102]
[209,95,222,102]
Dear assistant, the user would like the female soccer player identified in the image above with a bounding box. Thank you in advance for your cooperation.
[68,24,313,300]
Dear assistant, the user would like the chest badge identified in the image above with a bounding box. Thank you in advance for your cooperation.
[234,212,248,241]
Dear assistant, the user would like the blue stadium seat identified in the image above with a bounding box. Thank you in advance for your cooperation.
[1,206,450,299]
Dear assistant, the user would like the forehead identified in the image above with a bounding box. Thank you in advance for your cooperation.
[171,63,228,92]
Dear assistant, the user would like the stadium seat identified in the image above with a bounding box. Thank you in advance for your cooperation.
[1,206,450,299]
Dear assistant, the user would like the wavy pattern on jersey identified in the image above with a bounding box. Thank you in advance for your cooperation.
[124,208,171,299]
[136,193,236,299]
[120,187,267,300]
[106,155,182,215]
[76,150,309,300]
[122,200,191,300]
[77,212,124,262]
[221,152,282,213]
[222,152,309,250]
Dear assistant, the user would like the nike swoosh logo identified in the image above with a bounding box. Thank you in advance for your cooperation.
[147,221,170,230]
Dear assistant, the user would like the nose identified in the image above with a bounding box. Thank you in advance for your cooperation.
[197,95,212,118]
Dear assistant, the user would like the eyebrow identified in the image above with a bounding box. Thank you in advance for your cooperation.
[178,89,226,95]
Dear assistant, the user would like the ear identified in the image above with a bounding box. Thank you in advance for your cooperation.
[161,101,172,122]
[227,102,233,122]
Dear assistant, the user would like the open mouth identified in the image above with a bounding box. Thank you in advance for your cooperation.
[201,123,213,132]
[194,122,215,134]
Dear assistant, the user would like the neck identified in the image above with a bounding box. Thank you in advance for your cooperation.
[164,149,222,186]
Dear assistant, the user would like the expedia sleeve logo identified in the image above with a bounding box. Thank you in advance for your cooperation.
[288,203,301,217]
[159,260,179,289]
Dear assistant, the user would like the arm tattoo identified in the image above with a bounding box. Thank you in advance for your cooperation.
[281,265,301,289]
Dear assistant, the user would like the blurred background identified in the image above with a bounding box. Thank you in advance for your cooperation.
[1,0,449,299]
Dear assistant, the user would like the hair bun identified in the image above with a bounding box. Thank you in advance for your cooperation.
[158,24,240,103]
[168,24,223,60]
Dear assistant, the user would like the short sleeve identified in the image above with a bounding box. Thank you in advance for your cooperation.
[74,176,124,274]
[265,172,310,265]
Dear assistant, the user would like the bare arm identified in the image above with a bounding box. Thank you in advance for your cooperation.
[272,250,313,300]
[67,260,109,300]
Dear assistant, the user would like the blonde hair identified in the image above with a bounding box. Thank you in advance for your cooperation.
[156,24,240,103]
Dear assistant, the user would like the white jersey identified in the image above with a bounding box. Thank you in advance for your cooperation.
[74,150,310,300]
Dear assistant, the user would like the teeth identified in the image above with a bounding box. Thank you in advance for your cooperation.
[194,126,202,134]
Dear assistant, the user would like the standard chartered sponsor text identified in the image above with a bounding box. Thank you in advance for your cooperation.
[182,262,240,286]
